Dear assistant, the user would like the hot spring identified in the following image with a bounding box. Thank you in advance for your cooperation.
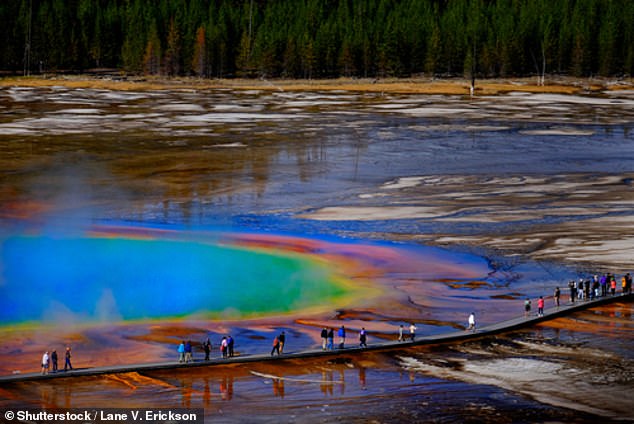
[0,226,368,324]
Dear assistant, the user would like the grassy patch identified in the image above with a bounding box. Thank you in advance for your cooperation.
[2,75,632,95]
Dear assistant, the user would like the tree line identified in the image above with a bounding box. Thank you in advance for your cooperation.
[2,0,633,79]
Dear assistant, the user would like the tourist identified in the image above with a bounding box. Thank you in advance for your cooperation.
[64,346,73,371]
[359,328,367,348]
[41,351,49,375]
[398,324,404,342]
[321,327,328,350]
[227,335,234,357]
[467,313,476,332]
[338,326,346,349]
[409,323,417,341]
[327,328,334,350]
[554,287,560,307]
[622,275,628,294]
[271,335,280,356]
[626,273,632,294]
[184,340,193,363]
[577,279,584,301]
[590,275,599,300]
[278,331,286,354]
[524,298,532,317]
[203,338,211,361]
[600,274,607,296]
[178,341,185,363]
[51,350,58,372]
[583,280,592,300]
[568,280,576,303]
[537,296,544,317]
[220,336,228,358]
[610,275,616,296]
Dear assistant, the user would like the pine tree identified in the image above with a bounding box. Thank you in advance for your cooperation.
[121,0,147,73]
[163,17,181,76]
[191,26,206,77]
[144,20,161,75]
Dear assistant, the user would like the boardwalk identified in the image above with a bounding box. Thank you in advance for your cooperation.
[1,292,631,384]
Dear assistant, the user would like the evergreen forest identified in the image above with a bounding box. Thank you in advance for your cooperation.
[2,0,633,79]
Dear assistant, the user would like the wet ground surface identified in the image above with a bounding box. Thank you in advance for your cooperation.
[0,84,633,422]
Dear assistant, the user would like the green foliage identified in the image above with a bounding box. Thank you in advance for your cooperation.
[3,0,634,78]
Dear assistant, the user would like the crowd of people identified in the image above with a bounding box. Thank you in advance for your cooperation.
[524,272,632,320]
[179,335,237,362]
[317,325,359,350]
[563,273,631,304]
[40,346,73,375]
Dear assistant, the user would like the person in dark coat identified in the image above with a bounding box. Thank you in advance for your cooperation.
[64,347,73,371]
[359,328,367,348]
[227,335,234,357]
[184,340,193,363]
[278,331,286,354]
[203,338,211,361]
[51,350,58,372]
[321,327,328,350]
[327,328,334,350]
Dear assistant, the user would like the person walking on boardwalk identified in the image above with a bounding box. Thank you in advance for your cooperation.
[554,287,560,307]
[467,313,476,332]
[610,275,617,296]
[327,328,334,350]
[591,278,599,300]
[338,325,346,349]
[220,336,228,358]
[64,346,73,371]
[184,340,193,363]
[600,274,607,296]
[568,280,576,303]
[203,338,211,361]
[271,335,280,356]
[41,351,49,375]
[359,328,367,348]
[398,324,404,342]
[537,296,545,317]
[51,350,58,372]
[409,323,417,341]
[227,335,234,357]
[524,298,532,318]
[278,331,286,354]
[178,341,185,363]
[321,327,328,350]
[577,279,584,301]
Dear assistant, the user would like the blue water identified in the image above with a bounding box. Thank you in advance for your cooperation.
[0,234,347,323]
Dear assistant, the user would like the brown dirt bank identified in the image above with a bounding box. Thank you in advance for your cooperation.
[2,75,633,95]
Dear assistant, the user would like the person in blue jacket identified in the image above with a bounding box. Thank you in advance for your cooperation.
[177,341,185,363]
[338,325,346,349]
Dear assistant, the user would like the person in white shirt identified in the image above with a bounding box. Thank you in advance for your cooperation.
[468,313,476,332]
[409,323,417,341]
[41,351,49,375]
